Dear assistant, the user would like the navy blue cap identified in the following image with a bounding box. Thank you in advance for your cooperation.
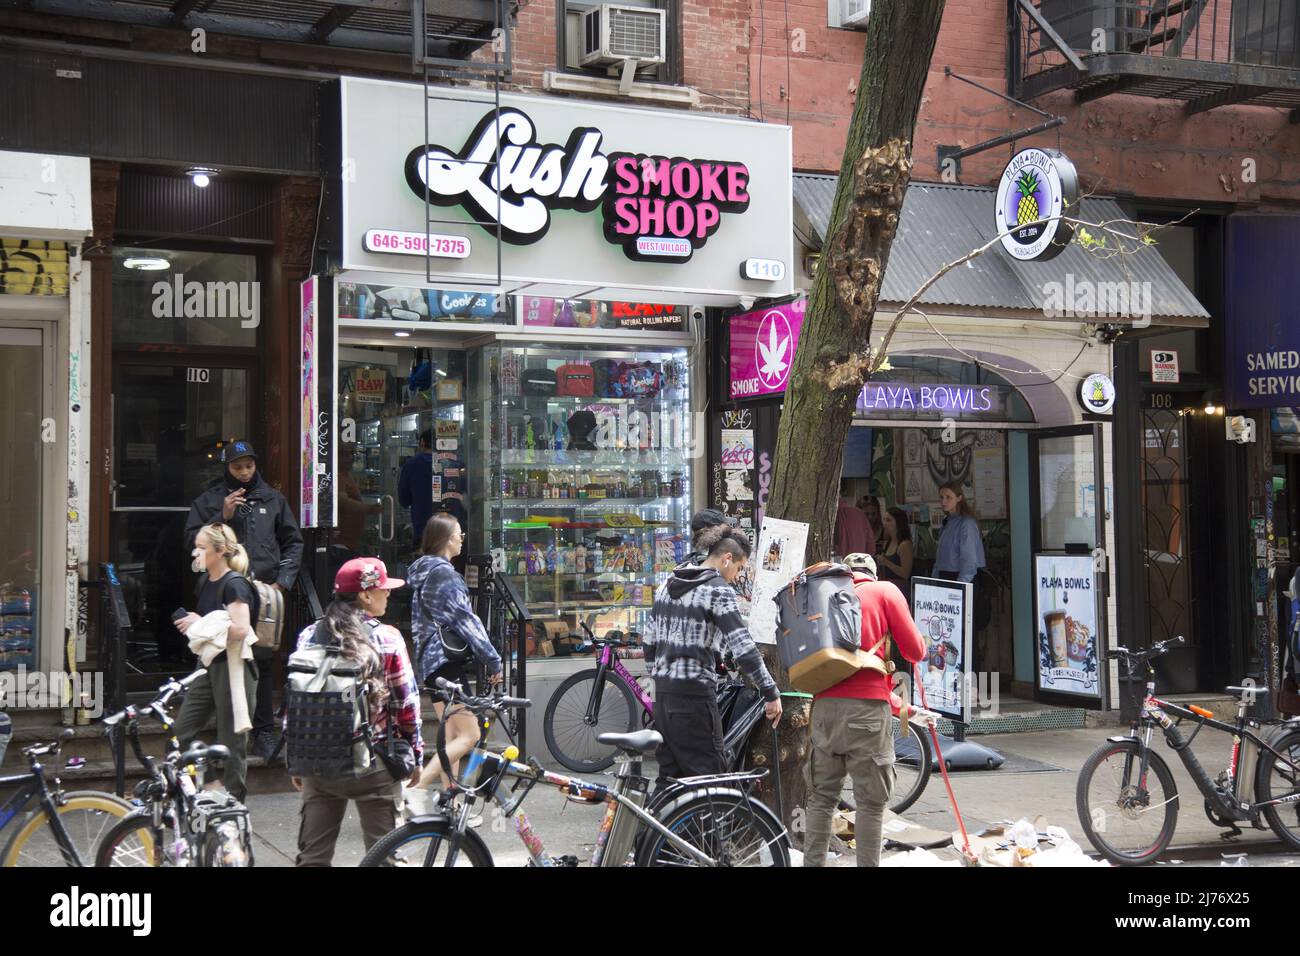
[222,440,258,463]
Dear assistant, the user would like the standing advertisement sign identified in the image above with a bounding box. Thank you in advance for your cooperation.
[1034,553,1102,701]
[910,577,971,723]
[747,517,809,645]
[299,276,318,528]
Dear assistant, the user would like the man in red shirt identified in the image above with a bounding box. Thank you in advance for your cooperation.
[834,480,875,558]
[803,553,930,867]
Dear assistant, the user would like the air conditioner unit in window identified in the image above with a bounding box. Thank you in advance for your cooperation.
[828,0,871,31]
[581,4,667,70]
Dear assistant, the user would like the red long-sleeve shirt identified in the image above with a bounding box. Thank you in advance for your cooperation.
[817,573,927,705]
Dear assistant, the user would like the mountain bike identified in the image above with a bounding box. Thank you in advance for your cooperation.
[1076,636,1300,865]
[95,671,254,867]
[360,678,790,867]
[543,626,933,812]
[0,729,134,866]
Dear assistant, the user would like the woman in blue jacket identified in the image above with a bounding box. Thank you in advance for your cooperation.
[934,481,985,583]
[406,513,502,799]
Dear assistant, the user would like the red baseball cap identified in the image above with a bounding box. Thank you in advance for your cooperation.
[334,558,404,593]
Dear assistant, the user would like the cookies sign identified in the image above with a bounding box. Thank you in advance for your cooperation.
[1035,554,1101,700]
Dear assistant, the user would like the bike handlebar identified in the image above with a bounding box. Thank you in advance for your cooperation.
[1105,636,1185,663]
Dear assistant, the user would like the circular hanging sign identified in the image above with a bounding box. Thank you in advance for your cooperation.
[1079,373,1116,415]
[994,148,1079,262]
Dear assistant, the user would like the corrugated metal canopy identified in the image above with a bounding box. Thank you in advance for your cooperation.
[793,175,1210,325]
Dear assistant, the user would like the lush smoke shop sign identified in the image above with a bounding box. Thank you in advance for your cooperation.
[994,148,1079,263]
[405,108,751,261]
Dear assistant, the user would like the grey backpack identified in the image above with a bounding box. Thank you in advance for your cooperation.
[283,624,376,779]
[774,562,866,694]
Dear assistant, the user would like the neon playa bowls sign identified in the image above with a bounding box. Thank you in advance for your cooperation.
[404,107,750,261]
[994,148,1079,263]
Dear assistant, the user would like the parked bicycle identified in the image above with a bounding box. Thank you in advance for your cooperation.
[0,729,133,866]
[1076,636,1300,865]
[95,671,254,867]
[543,624,933,813]
[360,678,790,867]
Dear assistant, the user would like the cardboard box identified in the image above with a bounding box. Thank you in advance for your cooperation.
[540,620,569,642]
[537,640,555,658]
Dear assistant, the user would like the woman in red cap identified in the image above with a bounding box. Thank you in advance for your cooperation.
[289,557,423,866]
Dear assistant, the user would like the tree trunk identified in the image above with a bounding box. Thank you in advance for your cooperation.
[748,0,947,836]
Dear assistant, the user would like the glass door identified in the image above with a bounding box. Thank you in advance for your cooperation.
[335,345,468,621]
[0,327,46,672]
[110,359,253,686]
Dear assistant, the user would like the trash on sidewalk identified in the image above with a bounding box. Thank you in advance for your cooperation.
[955,818,1111,867]
[881,847,963,867]
[1220,853,1249,867]
[881,810,953,850]
[832,809,854,837]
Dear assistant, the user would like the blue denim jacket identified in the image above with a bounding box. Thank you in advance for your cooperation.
[933,513,985,583]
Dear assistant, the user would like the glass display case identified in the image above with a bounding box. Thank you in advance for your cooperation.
[469,342,694,657]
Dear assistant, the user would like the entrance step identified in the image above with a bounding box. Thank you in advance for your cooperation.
[936,705,1088,737]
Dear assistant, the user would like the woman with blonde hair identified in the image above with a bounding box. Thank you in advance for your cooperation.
[173,522,260,801]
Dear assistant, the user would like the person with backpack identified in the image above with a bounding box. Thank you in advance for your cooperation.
[642,528,781,790]
[286,558,423,866]
[172,522,260,802]
[185,439,303,759]
[802,553,930,868]
[406,513,502,799]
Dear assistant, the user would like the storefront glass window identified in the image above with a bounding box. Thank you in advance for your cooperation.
[470,342,693,657]
[0,328,43,671]
[1038,433,1099,550]
[112,247,258,347]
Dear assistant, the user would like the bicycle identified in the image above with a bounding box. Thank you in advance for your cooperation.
[0,730,134,866]
[543,625,933,812]
[360,678,790,867]
[95,671,254,867]
[1076,636,1300,865]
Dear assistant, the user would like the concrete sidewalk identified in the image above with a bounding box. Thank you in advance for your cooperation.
[241,724,1294,866]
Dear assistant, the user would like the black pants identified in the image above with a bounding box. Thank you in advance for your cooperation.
[653,684,724,791]
[252,645,275,736]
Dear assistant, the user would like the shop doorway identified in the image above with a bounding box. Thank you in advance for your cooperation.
[109,358,255,689]
[333,344,468,620]
[0,324,55,673]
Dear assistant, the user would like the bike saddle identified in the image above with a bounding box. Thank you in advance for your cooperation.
[596,730,663,755]
[180,743,231,765]
[1225,685,1268,703]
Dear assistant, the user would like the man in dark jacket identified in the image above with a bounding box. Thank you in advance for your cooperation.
[398,429,435,550]
[185,439,303,759]
[642,528,781,790]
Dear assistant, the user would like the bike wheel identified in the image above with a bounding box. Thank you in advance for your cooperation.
[358,820,493,867]
[1255,726,1300,850]
[1076,739,1179,865]
[636,791,789,867]
[94,811,180,867]
[543,669,640,773]
[889,717,933,814]
[1,791,134,867]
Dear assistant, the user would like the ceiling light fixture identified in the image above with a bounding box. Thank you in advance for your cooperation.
[394,331,411,338]
[186,167,217,188]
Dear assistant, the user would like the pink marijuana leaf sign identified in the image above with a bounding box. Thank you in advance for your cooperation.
[757,311,790,387]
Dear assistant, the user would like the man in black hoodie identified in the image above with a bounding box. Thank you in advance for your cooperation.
[643,528,781,788]
[185,440,303,758]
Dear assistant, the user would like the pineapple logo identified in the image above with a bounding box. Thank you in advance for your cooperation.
[1015,170,1042,226]
[995,148,1078,262]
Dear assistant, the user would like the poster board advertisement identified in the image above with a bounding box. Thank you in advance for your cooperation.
[1034,553,1101,700]
[747,517,809,644]
[299,276,318,528]
[910,577,971,722]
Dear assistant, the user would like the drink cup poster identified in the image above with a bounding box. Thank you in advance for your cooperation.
[748,517,809,645]
[910,577,971,723]
[1035,554,1101,700]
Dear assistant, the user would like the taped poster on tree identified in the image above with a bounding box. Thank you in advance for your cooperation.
[747,517,809,645]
